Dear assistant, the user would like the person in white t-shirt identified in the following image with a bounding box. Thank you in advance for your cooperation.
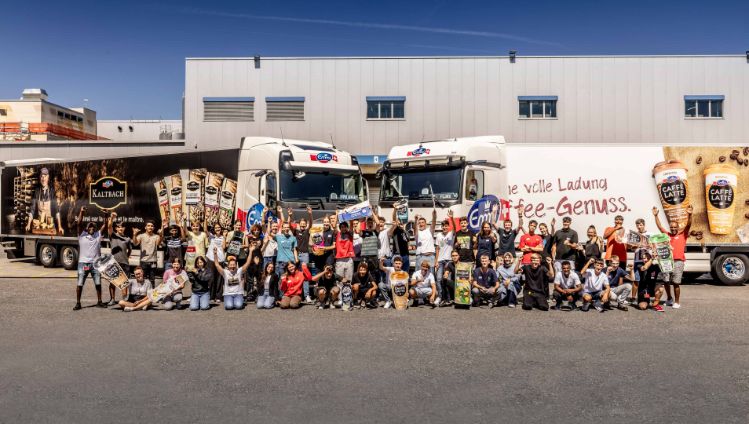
[434,210,454,306]
[212,246,253,310]
[580,258,610,312]
[413,211,437,278]
[552,260,582,310]
[378,255,406,309]
[409,260,438,307]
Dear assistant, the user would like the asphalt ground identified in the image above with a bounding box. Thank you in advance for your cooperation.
[0,261,747,423]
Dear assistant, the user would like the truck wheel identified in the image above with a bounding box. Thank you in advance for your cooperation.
[38,244,58,268]
[60,246,78,270]
[712,254,749,286]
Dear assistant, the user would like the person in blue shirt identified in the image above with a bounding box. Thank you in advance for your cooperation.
[275,221,298,278]
[495,252,522,307]
[471,254,500,308]
[606,255,633,311]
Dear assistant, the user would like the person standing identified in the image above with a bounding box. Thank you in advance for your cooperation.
[551,216,579,272]
[183,219,209,273]
[453,217,475,268]
[653,205,692,309]
[224,220,248,267]
[440,250,462,306]
[275,220,299,278]
[497,208,524,257]
[628,218,652,303]
[475,222,497,268]
[413,210,437,301]
[106,212,132,306]
[576,226,604,271]
[74,206,108,310]
[162,222,186,271]
[538,218,556,261]
[518,220,544,265]
[132,220,162,284]
[26,167,63,235]
[292,206,314,302]
[435,210,455,305]
[390,209,411,272]
[261,210,279,270]
[604,215,627,269]
[334,221,355,283]
[206,222,227,303]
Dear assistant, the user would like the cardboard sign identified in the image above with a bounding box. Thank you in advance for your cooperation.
[394,199,409,223]
[337,200,373,223]
[649,233,674,273]
[94,255,129,290]
[390,270,410,310]
[147,276,184,303]
[626,230,650,248]
[454,262,473,306]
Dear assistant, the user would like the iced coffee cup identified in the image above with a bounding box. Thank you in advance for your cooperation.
[703,164,738,235]
[652,160,691,231]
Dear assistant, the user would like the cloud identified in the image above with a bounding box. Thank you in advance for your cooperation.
[178,7,562,47]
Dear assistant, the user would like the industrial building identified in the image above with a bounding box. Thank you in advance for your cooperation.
[97,119,183,141]
[0,89,98,141]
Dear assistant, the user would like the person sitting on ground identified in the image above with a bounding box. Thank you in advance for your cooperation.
[212,247,253,310]
[516,253,554,311]
[312,265,342,309]
[159,257,189,310]
[279,261,305,309]
[409,260,438,307]
[256,262,280,310]
[580,257,610,312]
[471,254,500,308]
[378,255,406,309]
[352,262,378,308]
[636,251,665,312]
[552,260,582,310]
[606,255,634,311]
[187,256,212,311]
[118,266,152,312]
[495,252,521,308]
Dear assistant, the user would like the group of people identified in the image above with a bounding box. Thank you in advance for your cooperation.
[73,201,693,314]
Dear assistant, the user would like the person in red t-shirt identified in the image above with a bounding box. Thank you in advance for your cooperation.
[518,220,544,264]
[279,262,305,309]
[653,205,692,309]
[335,221,356,283]
[604,215,627,270]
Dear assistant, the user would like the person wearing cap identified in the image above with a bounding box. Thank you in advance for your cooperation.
[74,206,108,310]
[26,167,63,235]
[334,221,356,285]
[551,216,579,274]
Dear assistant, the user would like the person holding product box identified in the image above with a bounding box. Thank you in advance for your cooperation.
[653,204,693,310]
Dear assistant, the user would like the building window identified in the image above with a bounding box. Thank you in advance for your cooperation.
[203,97,255,122]
[0,108,6,116]
[366,96,406,120]
[465,170,484,201]
[684,95,723,118]
[518,96,557,119]
[266,97,305,121]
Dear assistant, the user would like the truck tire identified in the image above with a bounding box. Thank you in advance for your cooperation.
[60,246,78,270]
[712,254,749,286]
[38,244,58,268]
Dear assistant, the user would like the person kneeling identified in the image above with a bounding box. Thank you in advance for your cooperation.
[311,265,341,309]
[552,261,582,310]
[517,254,554,311]
[160,258,189,310]
[409,260,438,307]
[352,262,378,308]
[118,266,152,312]
[580,258,610,312]
[636,252,666,312]
[213,247,252,310]
[472,254,500,308]
[255,262,280,310]
[280,262,304,309]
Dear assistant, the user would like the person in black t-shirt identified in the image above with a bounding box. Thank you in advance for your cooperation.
[453,217,475,265]
[439,250,461,305]
[311,265,342,309]
[516,253,554,311]
[162,223,186,271]
[551,216,579,272]
[636,251,665,312]
[390,208,411,271]
[497,208,524,257]
[352,262,378,308]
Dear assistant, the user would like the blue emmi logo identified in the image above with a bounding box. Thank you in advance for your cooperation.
[316,152,333,163]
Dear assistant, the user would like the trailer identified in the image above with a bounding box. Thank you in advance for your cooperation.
[0,137,367,269]
[377,136,749,285]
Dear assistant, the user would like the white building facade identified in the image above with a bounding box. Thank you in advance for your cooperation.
[184,54,749,160]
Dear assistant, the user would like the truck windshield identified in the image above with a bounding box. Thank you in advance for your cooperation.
[279,170,364,203]
[380,167,462,201]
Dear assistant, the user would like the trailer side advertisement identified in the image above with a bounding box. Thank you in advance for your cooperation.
[1,150,239,237]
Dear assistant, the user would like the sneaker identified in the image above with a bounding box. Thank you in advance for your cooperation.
[488,302,495,309]
[666,298,674,306]
[554,304,562,311]
[123,306,134,312]
[304,296,313,304]
[318,304,325,310]
[107,299,117,307]
[594,303,604,313]
[581,302,590,312]
[434,297,442,306]
[672,303,681,309]
[334,300,342,308]
[73,303,82,311]
[654,304,664,312]
[508,303,516,308]
[384,301,392,309]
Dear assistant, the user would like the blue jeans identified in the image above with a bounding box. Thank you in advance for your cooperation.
[256,293,275,309]
[378,281,391,303]
[379,258,392,287]
[263,256,276,270]
[498,282,521,305]
[190,292,210,310]
[77,262,101,287]
[298,252,309,265]
[436,259,450,298]
[224,294,244,310]
[276,261,288,277]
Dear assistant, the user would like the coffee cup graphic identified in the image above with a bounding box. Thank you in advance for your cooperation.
[703,164,738,235]
[652,160,691,231]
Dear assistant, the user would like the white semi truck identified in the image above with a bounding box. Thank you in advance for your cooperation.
[0,137,367,269]
[378,136,749,285]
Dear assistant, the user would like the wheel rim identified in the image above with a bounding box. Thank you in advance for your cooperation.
[62,248,74,266]
[722,257,746,280]
[41,246,54,263]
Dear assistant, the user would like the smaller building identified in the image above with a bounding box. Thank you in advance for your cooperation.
[97,119,183,141]
[0,89,98,141]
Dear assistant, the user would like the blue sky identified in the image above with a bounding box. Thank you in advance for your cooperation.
[2,0,747,119]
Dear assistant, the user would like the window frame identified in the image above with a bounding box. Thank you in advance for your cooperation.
[518,96,558,120]
[684,95,724,120]
[366,96,406,121]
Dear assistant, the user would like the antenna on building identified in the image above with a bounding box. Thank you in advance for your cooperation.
[509,50,517,63]
[279,128,287,147]
[83,98,89,108]
[329,134,337,149]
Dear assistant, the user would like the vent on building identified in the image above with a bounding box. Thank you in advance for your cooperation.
[266,97,305,121]
[203,97,255,122]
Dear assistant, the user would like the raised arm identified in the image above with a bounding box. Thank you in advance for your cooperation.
[76,206,86,235]
[430,209,437,233]
[212,247,225,275]
[107,211,116,237]
[515,208,524,234]
[99,210,109,234]
[581,257,595,274]
[683,205,693,236]
[652,207,668,234]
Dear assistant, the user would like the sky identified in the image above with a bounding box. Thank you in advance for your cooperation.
[1,0,747,119]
